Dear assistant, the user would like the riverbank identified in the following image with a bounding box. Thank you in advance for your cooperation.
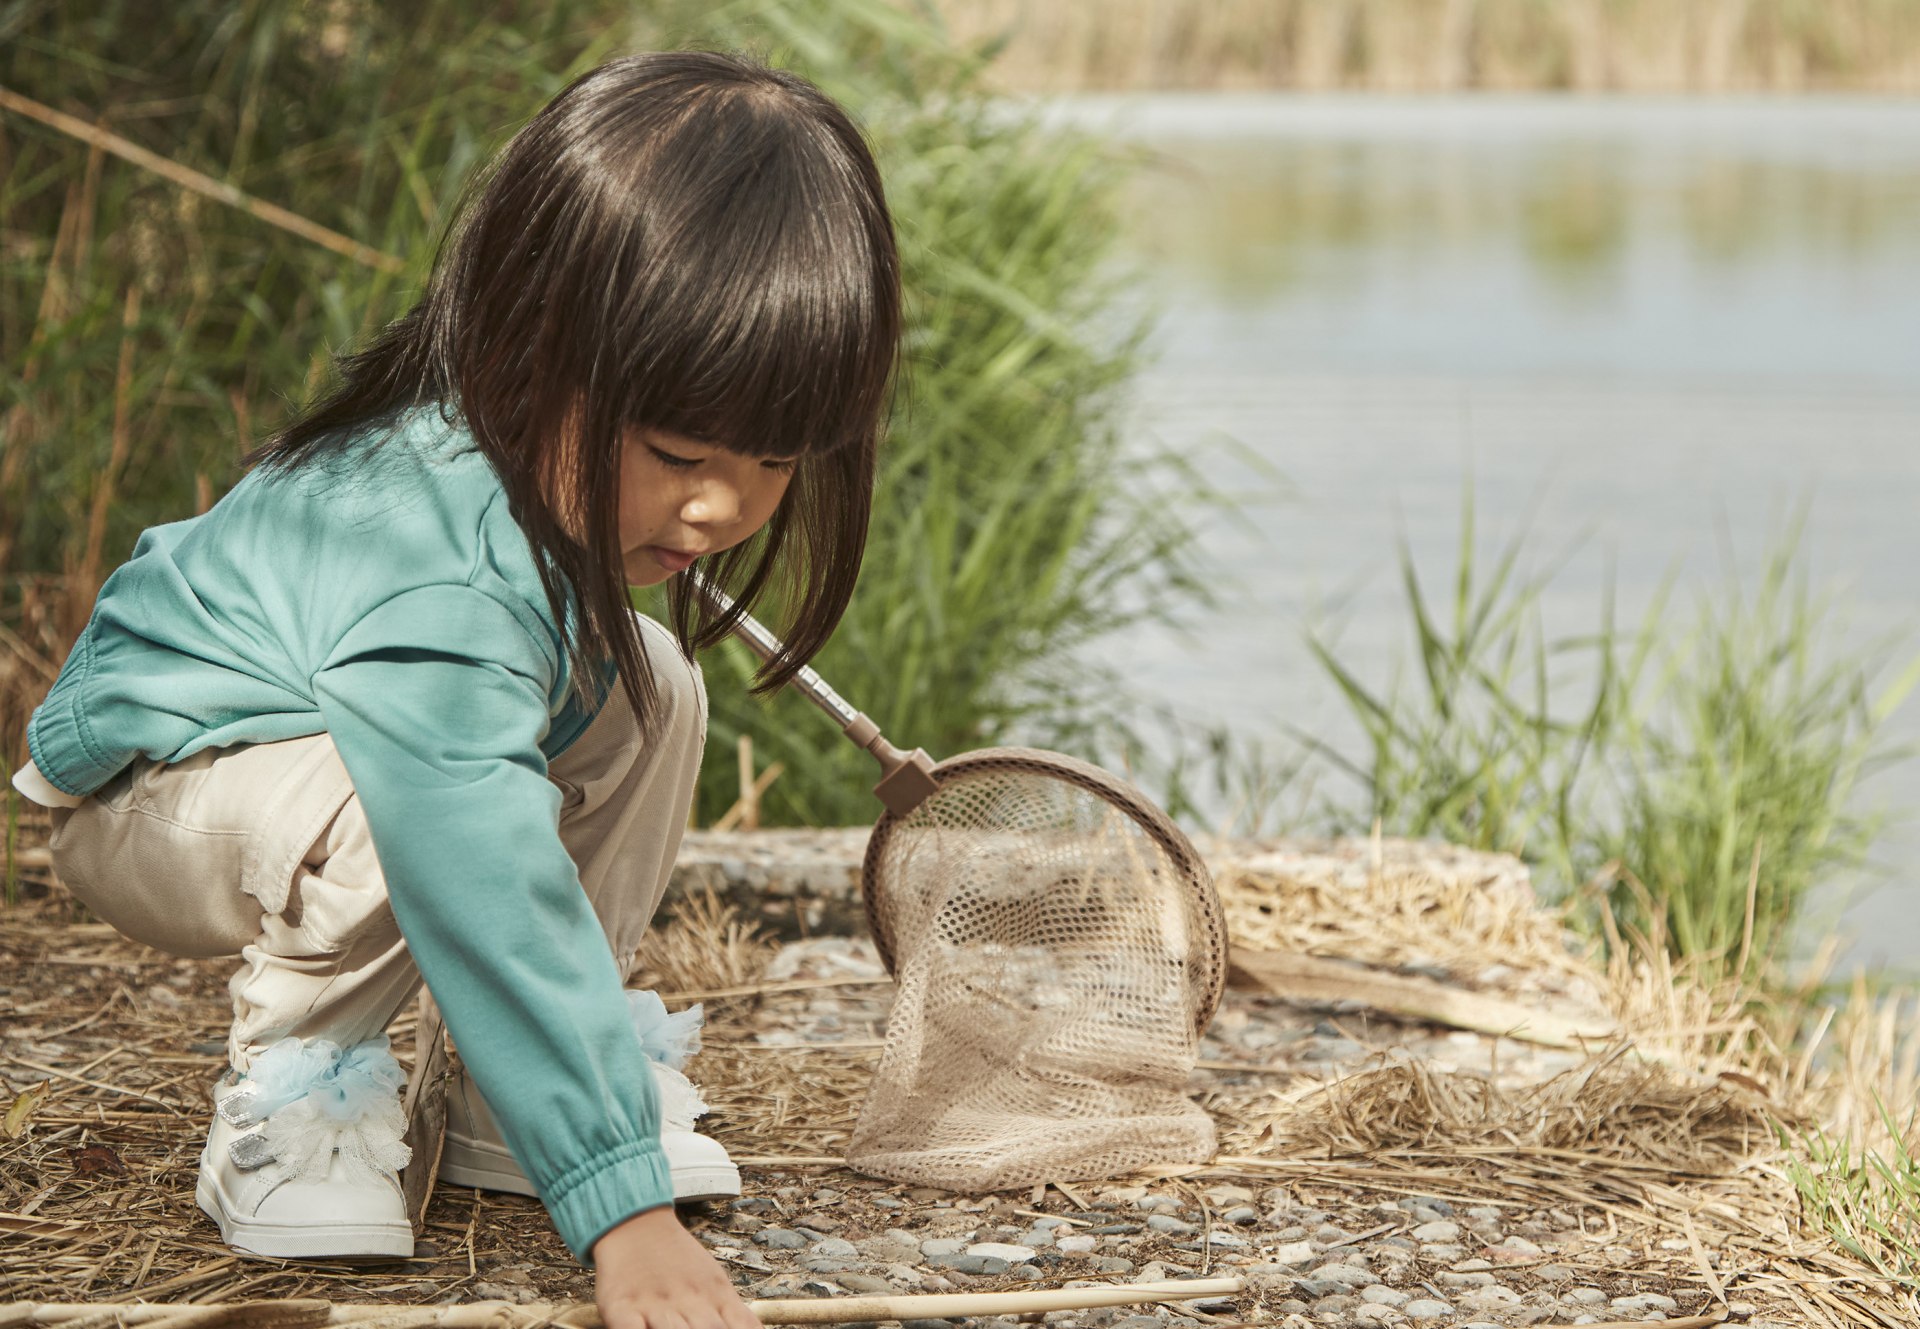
[3,828,1913,1323]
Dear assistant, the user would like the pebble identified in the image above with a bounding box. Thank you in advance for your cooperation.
[1611,1292,1680,1315]
[1300,1036,1366,1061]
[835,1274,893,1294]
[1458,1286,1522,1312]
[754,1228,806,1250]
[1405,1299,1456,1319]
[942,1254,1008,1275]
[1145,1215,1197,1236]
[1263,1240,1317,1266]
[809,1238,859,1259]
[1056,1235,1097,1254]
[1311,1262,1379,1288]
[1361,1285,1409,1307]
[920,1238,966,1258]
[1222,1206,1259,1225]
[967,1242,1038,1262]
[1411,1220,1462,1243]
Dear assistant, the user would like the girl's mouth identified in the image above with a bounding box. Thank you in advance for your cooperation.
[649,547,699,573]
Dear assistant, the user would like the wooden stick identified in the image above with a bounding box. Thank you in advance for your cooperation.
[0,1303,1737,1329]
[0,86,406,274]
[1227,947,1619,1049]
[711,753,783,833]
[750,1279,1245,1323]
[0,1284,1255,1328]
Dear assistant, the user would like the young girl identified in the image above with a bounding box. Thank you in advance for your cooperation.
[12,50,899,1329]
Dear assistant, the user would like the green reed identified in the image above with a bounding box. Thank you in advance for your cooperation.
[1307,498,1917,983]
[1781,1103,1920,1288]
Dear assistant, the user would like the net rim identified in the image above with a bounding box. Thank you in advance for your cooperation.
[860,746,1228,1036]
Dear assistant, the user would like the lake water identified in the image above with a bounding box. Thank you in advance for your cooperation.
[1045,96,1920,975]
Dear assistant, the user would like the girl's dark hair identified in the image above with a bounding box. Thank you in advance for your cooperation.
[249,51,901,730]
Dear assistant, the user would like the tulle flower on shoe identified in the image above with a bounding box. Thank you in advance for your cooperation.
[219,1034,411,1185]
[626,990,703,1070]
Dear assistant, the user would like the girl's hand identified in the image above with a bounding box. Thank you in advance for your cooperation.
[593,1207,761,1329]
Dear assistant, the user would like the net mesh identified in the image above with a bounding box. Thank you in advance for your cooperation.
[846,749,1225,1190]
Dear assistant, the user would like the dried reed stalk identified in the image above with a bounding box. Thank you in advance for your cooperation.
[0,86,405,273]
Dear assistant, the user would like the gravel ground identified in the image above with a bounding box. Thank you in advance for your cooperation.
[0,834,1828,1324]
[647,935,1786,1328]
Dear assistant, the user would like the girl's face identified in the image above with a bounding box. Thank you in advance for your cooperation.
[618,429,798,586]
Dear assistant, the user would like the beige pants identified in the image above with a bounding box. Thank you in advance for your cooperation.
[47,614,705,1075]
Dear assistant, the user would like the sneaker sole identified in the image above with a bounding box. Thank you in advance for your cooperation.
[196,1168,413,1261]
[440,1134,743,1204]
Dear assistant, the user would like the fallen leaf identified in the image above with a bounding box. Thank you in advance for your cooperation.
[1717,1070,1770,1099]
[67,1143,128,1177]
[3,1083,47,1138]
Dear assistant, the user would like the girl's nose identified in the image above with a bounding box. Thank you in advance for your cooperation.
[684,480,741,527]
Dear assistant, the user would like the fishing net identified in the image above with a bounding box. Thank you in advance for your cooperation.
[845,748,1226,1190]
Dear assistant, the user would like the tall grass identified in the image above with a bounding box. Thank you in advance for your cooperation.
[1307,500,1918,984]
[926,0,1920,94]
[0,0,623,761]
[0,1,1212,835]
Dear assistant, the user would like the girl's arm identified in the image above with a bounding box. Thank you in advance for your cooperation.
[311,581,675,1259]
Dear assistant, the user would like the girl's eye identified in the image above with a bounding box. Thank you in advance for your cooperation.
[762,457,800,473]
[649,446,701,470]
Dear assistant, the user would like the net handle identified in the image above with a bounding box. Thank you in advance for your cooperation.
[686,572,938,815]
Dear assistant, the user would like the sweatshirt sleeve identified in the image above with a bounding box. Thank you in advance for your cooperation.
[310,583,671,1262]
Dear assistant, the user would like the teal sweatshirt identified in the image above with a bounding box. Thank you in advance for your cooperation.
[26,406,672,1260]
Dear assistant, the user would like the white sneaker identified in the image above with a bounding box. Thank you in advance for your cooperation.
[197,1072,413,1261]
[440,1058,741,1203]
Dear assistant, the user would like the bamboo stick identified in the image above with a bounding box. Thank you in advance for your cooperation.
[0,1284,1248,1328]
[0,86,406,274]
[0,1301,1735,1329]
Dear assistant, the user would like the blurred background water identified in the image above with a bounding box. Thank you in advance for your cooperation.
[1050,96,1920,975]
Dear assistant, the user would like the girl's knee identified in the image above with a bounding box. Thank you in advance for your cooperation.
[631,611,707,740]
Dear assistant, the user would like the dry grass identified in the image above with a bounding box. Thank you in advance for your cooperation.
[1210,835,1604,1004]
[4,837,1919,1323]
[925,0,1920,94]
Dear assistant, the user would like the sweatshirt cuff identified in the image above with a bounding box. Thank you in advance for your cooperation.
[11,757,85,809]
[544,1139,676,1264]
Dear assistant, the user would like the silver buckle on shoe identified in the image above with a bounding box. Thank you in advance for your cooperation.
[217,1083,264,1129]
[228,1128,275,1171]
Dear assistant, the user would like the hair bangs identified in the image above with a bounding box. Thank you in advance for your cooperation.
[598,84,898,462]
